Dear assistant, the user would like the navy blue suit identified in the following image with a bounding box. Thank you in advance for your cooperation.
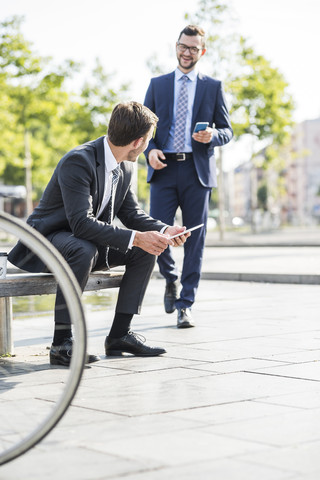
[144,71,233,309]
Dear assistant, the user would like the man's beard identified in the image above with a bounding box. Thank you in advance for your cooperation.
[178,55,197,71]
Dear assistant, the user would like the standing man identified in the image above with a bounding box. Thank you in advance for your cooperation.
[144,25,233,328]
[9,102,189,366]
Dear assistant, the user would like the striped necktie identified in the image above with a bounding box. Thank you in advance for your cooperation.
[107,166,120,224]
[174,75,189,152]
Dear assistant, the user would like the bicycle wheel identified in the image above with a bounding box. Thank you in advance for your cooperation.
[0,211,87,465]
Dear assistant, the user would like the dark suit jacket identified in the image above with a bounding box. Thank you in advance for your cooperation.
[144,71,233,188]
[9,136,166,272]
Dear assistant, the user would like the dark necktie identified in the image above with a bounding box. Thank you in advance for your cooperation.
[106,166,120,267]
[107,166,120,224]
[174,75,189,152]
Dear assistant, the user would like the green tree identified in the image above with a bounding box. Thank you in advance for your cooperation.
[184,0,295,232]
[229,38,294,149]
[185,1,295,152]
[184,0,236,81]
[0,16,128,211]
[228,38,294,228]
[71,58,129,142]
[1,17,82,210]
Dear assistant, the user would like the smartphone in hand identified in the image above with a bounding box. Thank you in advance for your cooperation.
[168,224,204,239]
[193,122,209,133]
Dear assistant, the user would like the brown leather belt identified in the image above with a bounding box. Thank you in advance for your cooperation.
[164,153,193,161]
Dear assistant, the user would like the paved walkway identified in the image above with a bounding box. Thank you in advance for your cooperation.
[205,226,320,247]
[1,227,320,478]
[154,226,320,284]
[167,244,320,284]
[1,273,320,479]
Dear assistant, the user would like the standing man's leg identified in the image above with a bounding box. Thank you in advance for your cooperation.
[176,158,211,327]
[149,162,180,314]
[150,158,211,326]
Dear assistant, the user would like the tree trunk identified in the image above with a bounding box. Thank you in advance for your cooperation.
[217,147,225,241]
[24,130,33,217]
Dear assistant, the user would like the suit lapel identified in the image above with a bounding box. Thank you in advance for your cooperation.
[192,73,207,124]
[166,72,175,123]
[92,136,106,215]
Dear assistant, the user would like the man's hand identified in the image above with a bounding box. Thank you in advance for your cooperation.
[164,226,191,247]
[148,149,167,170]
[133,231,173,256]
[192,127,214,144]
[133,226,191,255]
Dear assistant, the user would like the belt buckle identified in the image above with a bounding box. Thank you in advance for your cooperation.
[176,153,186,161]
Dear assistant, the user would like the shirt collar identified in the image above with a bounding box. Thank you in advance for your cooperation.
[175,67,198,82]
[103,136,119,173]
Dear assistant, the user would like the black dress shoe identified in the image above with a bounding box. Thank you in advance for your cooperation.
[105,331,166,357]
[50,339,100,366]
[164,281,178,313]
[177,308,195,328]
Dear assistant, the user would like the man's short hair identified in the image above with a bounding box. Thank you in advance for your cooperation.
[108,101,158,147]
[178,25,206,48]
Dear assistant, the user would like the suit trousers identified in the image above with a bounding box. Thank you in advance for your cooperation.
[149,157,211,309]
[46,231,156,325]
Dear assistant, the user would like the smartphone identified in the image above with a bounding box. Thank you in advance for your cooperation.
[168,224,204,239]
[193,122,209,133]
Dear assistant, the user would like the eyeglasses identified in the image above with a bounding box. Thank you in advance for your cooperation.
[177,43,203,55]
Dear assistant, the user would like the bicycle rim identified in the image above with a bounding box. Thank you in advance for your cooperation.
[0,211,87,465]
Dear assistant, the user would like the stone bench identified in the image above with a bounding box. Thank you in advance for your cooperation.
[0,270,123,355]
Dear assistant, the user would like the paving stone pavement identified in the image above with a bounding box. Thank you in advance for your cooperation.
[1,275,320,480]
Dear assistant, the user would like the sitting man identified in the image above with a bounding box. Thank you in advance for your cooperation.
[8,101,190,366]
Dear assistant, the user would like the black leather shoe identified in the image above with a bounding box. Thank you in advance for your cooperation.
[164,281,178,313]
[105,331,166,357]
[50,339,100,366]
[177,308,195,328]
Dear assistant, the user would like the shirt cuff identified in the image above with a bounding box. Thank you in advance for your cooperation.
[128,230,137,250]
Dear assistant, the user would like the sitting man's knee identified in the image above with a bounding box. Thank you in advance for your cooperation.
[68,238,98,266]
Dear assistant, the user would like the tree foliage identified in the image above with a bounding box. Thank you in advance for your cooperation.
[185,0,295,163]
[0,16,128,200]
[229,38,294,147]
[185,0,236,80]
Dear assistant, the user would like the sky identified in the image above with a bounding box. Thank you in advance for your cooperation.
[1,0,320,167]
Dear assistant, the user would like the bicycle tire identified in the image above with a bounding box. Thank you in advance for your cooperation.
[0,211,87,465]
